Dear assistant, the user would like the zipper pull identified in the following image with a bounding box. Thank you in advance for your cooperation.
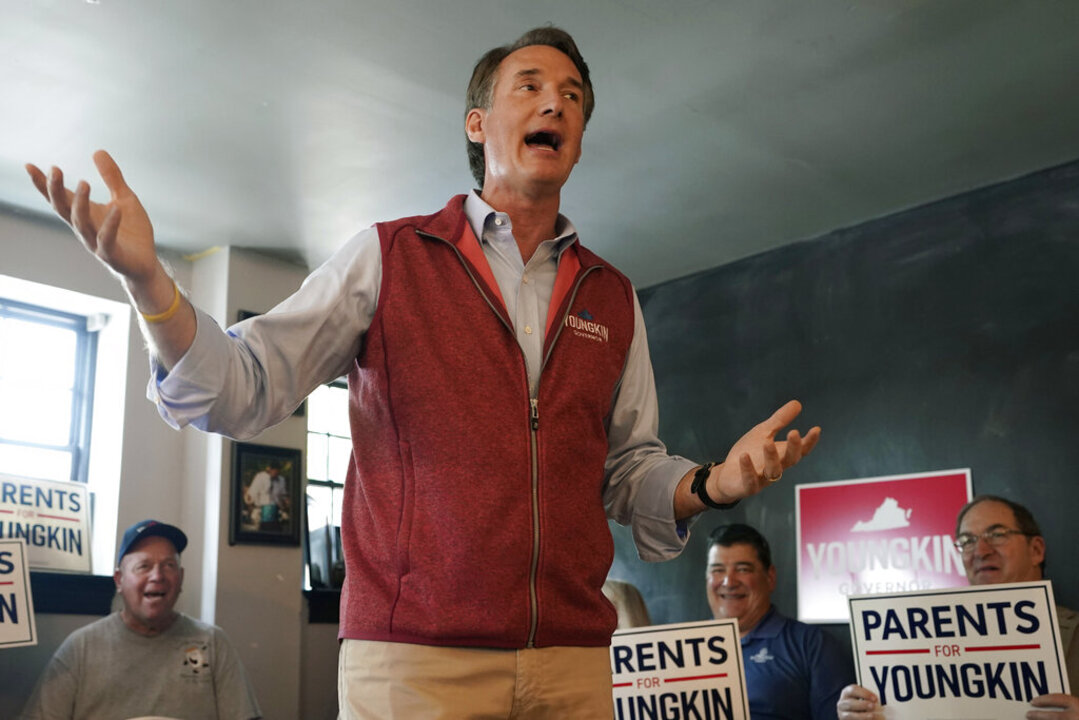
[530,398,539,431]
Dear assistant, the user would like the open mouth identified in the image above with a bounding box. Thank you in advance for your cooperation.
[525,130,562,151]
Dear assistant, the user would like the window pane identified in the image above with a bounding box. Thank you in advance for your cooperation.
[307,386,333,434]
[307,433,328,482]
[0,444,72,483]
[305,381,349,590]
[0,383,72,444]
[330,484,343,529]
[327,436,352,485]
[0,317,77,386]
[308,384,348,435]
[325,388,350,437]
[306,484,334,588]
[307,484,334,533]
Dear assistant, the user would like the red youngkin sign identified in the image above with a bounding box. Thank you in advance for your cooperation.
[796,469,972,623]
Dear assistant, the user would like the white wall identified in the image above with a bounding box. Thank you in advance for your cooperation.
[0,208,339,719]
[202,246,308,720]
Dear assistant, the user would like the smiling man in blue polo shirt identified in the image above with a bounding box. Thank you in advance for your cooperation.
[706,523,853,720]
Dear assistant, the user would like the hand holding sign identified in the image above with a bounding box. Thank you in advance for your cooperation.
[1028,692,1079,720]
[836,684,885,720]
[848,582,1071,719]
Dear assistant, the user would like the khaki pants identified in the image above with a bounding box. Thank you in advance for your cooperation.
[338,639,614,719]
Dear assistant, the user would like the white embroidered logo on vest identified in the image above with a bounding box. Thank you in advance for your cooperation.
[565,309,608,343]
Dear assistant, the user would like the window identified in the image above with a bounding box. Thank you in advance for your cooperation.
[0,274,131,575]
[0,297,98,484]
[305,380,349,589]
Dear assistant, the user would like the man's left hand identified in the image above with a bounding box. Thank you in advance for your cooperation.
[707,399,820,506]
[674,400,820,518]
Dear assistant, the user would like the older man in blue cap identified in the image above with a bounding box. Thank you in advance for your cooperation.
[20,519,261,720]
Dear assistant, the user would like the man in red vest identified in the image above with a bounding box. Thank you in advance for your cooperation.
[28,26,820,719]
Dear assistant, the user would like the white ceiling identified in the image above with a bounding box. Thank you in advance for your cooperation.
[3,0,1078,288]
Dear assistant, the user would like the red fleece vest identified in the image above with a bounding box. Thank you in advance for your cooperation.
[338,196,635,648]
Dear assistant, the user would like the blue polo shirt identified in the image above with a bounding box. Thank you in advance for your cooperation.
[741,606,854,720]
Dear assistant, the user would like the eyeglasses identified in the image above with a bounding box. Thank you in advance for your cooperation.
[953,528,1030,553]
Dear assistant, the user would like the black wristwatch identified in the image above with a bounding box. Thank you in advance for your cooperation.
[690,462,740,510]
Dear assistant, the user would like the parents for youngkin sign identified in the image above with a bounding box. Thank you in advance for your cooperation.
[0,474,91,573]
[848,581,1070,718]
[0,539,37,649]
[611,619,749,720]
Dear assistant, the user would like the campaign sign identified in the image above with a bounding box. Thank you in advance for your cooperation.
[0,474,92,573]
[0,540,37,648]
[796,469,972,623]
[611,619,749,720]
[849,582,1069,718]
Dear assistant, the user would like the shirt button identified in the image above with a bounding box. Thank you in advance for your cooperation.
[522,275,530,284]
[524,326,533,335]
[495,217,504,226]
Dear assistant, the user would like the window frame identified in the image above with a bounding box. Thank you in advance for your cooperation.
[0,296,98,485]
[304,378,348,594]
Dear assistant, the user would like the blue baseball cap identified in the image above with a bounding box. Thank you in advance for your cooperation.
[116,519,188,565]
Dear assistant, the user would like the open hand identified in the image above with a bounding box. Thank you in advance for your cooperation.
[26,150,159,284]
[707,400,821,505]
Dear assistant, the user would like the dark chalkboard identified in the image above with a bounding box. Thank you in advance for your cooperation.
[609,159,1079,658]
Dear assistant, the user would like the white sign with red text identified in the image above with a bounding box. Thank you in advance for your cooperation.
[611,619,749,720]
[0,540,37,648]
[848,581,1069,718]
[0,474,91,573]
[796,469,972,623]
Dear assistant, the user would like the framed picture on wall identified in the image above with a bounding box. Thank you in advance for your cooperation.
[229,442,302,546]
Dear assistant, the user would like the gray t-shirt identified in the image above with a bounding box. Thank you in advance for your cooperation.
[20,612,260,720]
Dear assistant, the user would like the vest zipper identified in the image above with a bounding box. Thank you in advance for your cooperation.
[526,396,541,647]
[524,265,600,647]
[419,230,536,645]
[419,229,604,648]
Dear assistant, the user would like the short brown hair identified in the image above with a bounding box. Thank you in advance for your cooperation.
[956,494,1046,572]
[465,26,595,188]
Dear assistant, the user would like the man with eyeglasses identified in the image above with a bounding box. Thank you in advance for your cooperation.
[837,495,1079,720]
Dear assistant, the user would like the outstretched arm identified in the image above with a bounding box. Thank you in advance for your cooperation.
[673,400,821,519]
[26,150,195,369]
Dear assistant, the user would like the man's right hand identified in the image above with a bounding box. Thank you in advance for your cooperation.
[837,684,885,720]
[27,150,162,286]
[27,150,196,368]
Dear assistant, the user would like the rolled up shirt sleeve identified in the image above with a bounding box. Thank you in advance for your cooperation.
[603,290,698,562]
[147,227,382,440]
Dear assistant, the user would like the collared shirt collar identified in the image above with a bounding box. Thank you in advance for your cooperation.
[464,190,578,258]
[741,605,783,643]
